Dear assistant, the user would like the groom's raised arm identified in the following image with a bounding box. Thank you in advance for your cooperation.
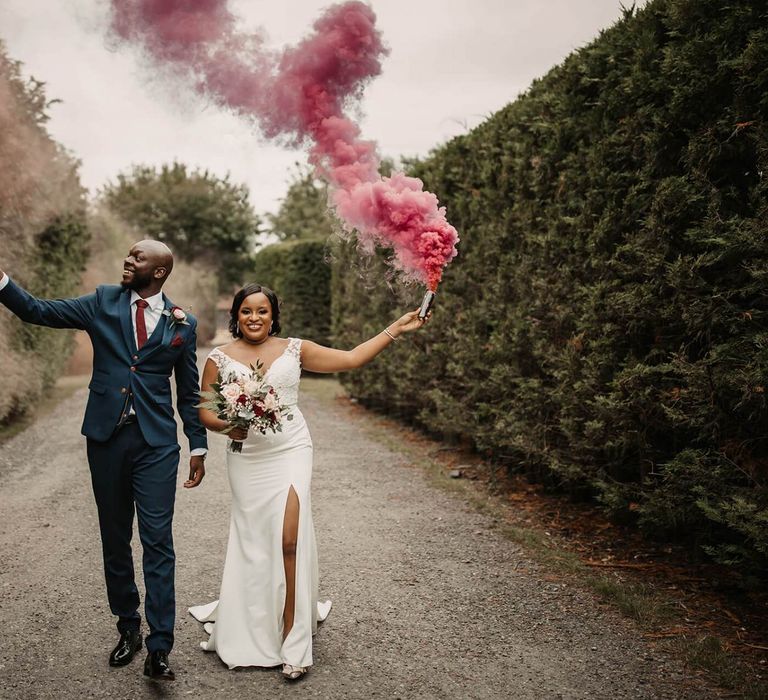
[0,271,98,330]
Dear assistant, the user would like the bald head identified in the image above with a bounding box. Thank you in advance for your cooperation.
[121,239,175,294]
[138,239,174,276]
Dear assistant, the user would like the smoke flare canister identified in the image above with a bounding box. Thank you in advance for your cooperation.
[418,290,436,319]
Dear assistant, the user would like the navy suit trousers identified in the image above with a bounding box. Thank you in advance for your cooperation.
[87,424,180,652]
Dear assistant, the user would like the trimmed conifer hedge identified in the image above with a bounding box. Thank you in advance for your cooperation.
[331,0,768,574]
[251,238,331,346]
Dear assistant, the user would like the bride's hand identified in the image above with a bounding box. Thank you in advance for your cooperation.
[227,425,249,441]
[389,308,431,337]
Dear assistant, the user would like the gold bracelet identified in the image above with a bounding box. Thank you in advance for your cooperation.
[383,327,399,342]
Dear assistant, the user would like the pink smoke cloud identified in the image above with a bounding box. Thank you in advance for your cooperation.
[110,0,458,290]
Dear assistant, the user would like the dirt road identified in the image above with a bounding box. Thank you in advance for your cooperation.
[0,377,716,699]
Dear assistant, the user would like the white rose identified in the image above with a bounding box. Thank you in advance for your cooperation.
[221,383,242,403]
[243,379,262,395]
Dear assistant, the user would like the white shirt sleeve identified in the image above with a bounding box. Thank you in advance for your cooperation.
[0,274,9,291]
[190,448,208,457]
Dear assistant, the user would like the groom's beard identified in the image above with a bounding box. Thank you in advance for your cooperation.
[121,269,154,290]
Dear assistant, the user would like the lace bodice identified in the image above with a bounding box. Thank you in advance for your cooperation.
[207,338,302,407]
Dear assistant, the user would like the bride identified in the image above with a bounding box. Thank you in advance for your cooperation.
[190,282,430,680]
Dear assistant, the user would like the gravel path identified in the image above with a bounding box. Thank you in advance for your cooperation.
[0,376,717,699]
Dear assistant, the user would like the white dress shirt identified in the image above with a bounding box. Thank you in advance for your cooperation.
[130,290,165,347]
[0,275,205,456]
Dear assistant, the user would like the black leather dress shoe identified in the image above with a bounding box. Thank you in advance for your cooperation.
[109,630,142,667]
[143,650,175,681]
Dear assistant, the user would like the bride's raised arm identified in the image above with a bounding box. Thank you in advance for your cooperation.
[301,308,430,374]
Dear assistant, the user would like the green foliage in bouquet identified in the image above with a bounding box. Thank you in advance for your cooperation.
[251,239,332,347]
[331,0,768,576]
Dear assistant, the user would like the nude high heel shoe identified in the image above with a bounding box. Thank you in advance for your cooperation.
[281,663,307,681]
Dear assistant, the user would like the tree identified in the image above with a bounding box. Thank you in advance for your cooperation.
[100,162,261,289]
[267,165,334,241]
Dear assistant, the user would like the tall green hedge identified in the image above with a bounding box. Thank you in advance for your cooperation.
[0,43,89,424]
[332,0,768,575]
[14,214,91,386]
[251,238,331,346]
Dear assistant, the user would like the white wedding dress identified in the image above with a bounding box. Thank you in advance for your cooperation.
[189,338,331,669]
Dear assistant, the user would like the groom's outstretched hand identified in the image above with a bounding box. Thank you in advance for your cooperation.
[184,455,206,488]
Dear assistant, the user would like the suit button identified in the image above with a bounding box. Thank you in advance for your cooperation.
[130,367,136,372]
[133,355,139,361]
[120,387,127,394]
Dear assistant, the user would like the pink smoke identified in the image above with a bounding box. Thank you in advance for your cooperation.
[110,0,458,290]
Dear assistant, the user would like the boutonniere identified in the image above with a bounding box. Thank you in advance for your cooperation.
[163,306,190,328]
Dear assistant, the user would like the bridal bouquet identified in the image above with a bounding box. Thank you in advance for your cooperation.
[198,361,293,453]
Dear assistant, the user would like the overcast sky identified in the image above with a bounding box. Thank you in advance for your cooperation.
[0,0,647,217]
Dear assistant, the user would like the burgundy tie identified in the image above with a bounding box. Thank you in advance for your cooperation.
[135,299,149,349]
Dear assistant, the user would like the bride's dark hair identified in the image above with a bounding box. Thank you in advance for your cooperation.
[229,283,281,338]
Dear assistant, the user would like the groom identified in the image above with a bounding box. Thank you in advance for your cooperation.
[0,240,207,681]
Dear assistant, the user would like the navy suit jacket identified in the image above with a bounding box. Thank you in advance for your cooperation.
[0,279,208,450]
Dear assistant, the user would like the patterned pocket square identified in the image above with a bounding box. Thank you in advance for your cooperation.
[171,333,184,348]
